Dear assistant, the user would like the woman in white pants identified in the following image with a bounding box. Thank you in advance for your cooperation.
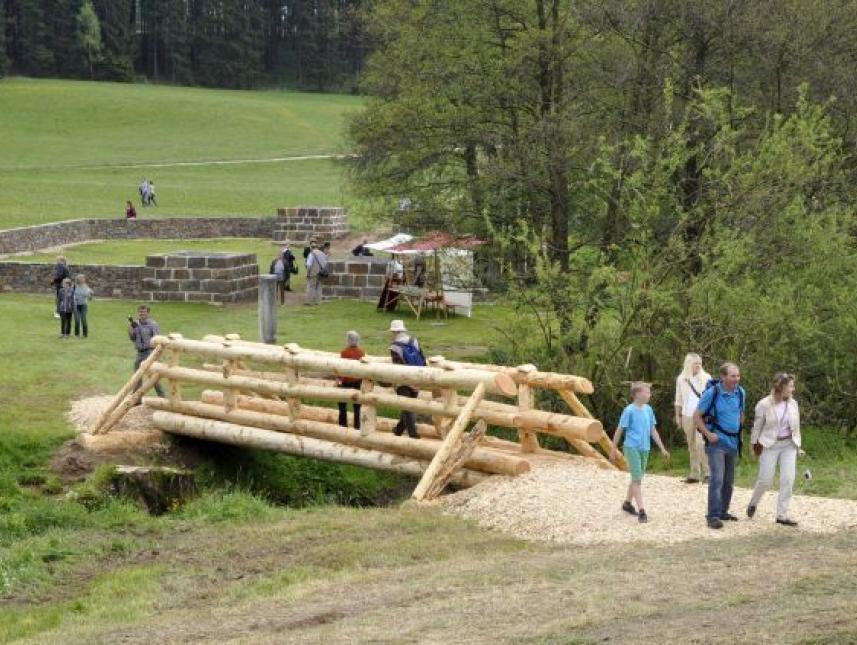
[747,373,801,526]
[674,353,711,483]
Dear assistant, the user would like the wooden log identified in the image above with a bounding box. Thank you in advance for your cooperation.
[558,389,628,471]
[151,411,487,488]
[145,397,528,476]
[422,420,489,500]
[95,373,162,435]
[199,390,440,438]
[150,363,601,442]
[92,345,163,433]
[517,365,539,453]
[413,383,486,501]
[359,379,376,436]
[152,335,517,397]
[167,333,183,405]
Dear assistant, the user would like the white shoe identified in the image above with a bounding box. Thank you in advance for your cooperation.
[53,313,60,319]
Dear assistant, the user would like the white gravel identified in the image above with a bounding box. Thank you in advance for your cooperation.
[68,395,154,434]
[437,462,857,545]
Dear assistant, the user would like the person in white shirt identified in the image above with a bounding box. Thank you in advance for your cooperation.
[674,352,711,483]
[747,373,801,526]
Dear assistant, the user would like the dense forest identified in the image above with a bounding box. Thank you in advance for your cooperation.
[0,0,366,89]
[347,0,857,432]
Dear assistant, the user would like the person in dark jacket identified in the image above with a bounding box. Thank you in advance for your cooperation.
[128,304,165,396]
[51,256,70,319]
[57,277,75,338]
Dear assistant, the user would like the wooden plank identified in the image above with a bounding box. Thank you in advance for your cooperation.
[92,345,163,433]
[422,420,489,500]
[558,389,628,471]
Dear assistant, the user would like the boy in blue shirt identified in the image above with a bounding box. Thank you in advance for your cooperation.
[610,382,670,523]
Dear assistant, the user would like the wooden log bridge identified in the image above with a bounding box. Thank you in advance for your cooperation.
[96,333,622,502]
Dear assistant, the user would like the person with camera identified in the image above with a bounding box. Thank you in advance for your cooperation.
[128,304,165,397]
[747,373,801,527]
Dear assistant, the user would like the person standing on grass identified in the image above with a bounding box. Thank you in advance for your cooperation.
[148,180,157,207]
[51,256,71,319]
[305,241,327,306]
[674,353,711,483]
[139,178,149,206]
[72,274,92,338]
[338,330,365,430]
[389,319,425,439]
[57,277,75,338]
[128,304,165,397]
[694,362,746,530]
[125,200,137,219]
[747,373,802,527]
[270,251,287,305]
[609,382,670,524]
[282,244,297,292]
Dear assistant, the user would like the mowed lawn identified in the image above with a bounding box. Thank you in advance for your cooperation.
[0,78,362,227]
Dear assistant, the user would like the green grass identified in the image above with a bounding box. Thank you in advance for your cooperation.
[0,78,362,228]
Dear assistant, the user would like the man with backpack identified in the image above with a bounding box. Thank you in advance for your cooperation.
[389,319,424,438]
[693,362,746,530]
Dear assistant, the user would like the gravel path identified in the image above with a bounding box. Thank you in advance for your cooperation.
[69,395,154,434]
[437,462,857,545]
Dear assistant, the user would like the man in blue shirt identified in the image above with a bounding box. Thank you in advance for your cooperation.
[694,362,745,529]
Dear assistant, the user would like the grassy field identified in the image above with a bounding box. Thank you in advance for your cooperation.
[0,78,362,228]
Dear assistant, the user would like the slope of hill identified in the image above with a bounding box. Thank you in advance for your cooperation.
[0,78,362,227]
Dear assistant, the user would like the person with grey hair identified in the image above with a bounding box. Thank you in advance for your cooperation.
[338,330,365,429]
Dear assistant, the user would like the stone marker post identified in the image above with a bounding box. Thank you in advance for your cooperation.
[258,274,278,344]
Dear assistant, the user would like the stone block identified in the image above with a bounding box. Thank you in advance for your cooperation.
[348,263,369,275]
[146,255,166,268]
[369,262,388,275]
[174,269,190,280]
[187,256,206,269]
[179,280,201,291]
[202,279,229,293]
[192,268,212,279]
[166,256,188,268]
[155,269,173,279]
[187,292,214,303]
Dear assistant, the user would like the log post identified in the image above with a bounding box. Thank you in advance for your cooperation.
[413,382,486,501]
[167,333,183,405]
[359,376,376,436]
[222,340,239,413]
[258,274,278,344]
[422,420,489,500]
[559,389,627,471]
[516,365,539,453]
[92,345,163,433]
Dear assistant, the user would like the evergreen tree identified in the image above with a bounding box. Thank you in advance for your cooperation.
[92,0,135,81]
[76,0,101,79]
[0,0,7,78]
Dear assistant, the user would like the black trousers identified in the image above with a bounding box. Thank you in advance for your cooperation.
[338,381,362,429]
[59,312,72,335]
[394,385,419,438]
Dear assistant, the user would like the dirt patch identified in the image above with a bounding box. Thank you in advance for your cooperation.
[437,462,857,545]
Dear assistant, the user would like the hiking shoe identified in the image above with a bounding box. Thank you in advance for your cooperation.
[684,477,700,484]
[776,518,798,527]
[638,510,648,523]
[707,518,724,529]
[747,505,756,518]
[720,512,739,522]
[622,501,636,515]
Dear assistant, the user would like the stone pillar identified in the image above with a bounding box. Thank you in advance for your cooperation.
[258,274,278,344]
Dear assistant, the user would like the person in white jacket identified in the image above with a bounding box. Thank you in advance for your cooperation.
[747,373,801,526]
[674,353,711,483]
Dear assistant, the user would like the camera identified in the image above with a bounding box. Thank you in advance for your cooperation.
[128,315,138,328]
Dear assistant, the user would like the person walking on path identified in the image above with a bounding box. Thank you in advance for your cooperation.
[125,200,137,219]
[747,373,802,527]
[389,319,425,439]
[128,304,165,397]
[282,244,297,292]
[72,274,93,338]
[694,362,746,529]
[609,382,670,524]
[305,241,328,306]
[51,256,71,319]
[148,180,157,207]
[57,277,75,338]
[675,353,711,483]
[139,178,149,206]
[270,251,287,305]
[338,330,365,430]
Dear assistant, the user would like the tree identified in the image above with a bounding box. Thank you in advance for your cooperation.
[0,0,7,78]
[76,0,102,79]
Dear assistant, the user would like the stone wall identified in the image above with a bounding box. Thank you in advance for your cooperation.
[321,257,388,300]
[142,252,259,303]
[273,207,348,244]
[0,217,275,255]
[0,262,147,299]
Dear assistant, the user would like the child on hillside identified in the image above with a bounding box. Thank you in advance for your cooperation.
[73,274,93,338]
[610,382,670,523]
[57,277,75,338]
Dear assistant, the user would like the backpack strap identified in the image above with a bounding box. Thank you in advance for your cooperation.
[686,378,702,399]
